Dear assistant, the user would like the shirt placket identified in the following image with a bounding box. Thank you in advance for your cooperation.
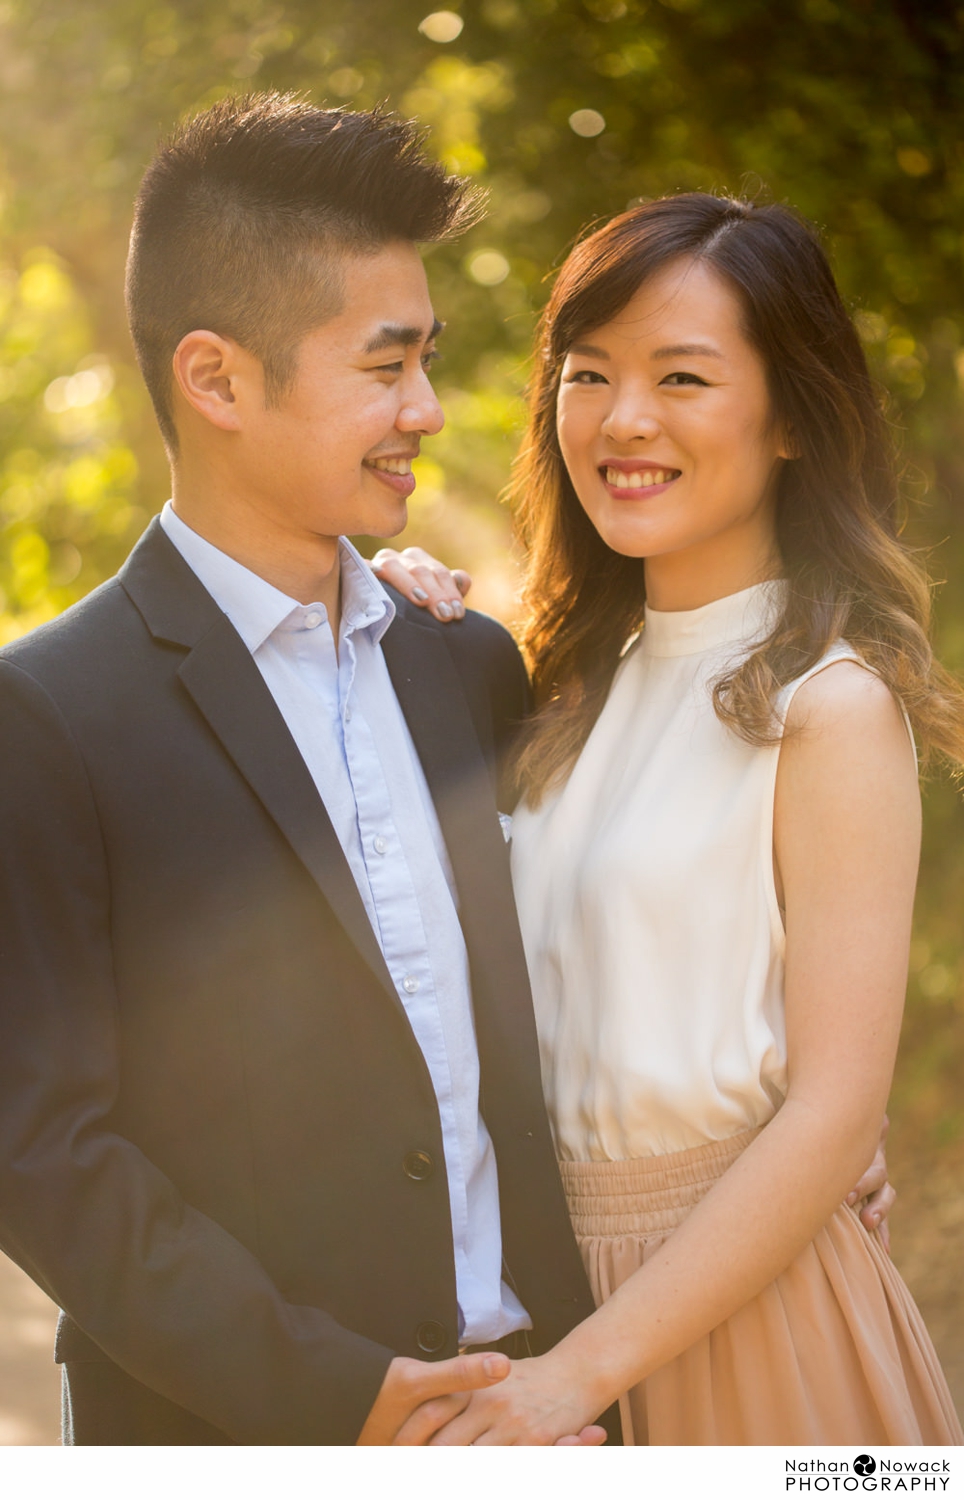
[338,625,472,1303]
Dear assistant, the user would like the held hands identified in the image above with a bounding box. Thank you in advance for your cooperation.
[370,546,471,623]
[357,1351,607,1446]
[357,1351,510,1444]
[423,1353,608,1447]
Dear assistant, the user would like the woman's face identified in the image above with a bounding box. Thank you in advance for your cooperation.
[556,256,789,595]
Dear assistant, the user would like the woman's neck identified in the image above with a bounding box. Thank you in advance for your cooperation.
[643,532,783,613]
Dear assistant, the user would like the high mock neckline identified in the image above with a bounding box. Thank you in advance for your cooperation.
[641,581,786,658]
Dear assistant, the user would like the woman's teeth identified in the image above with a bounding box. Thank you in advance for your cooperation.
[605,466,677,488]
[370,457,413,475]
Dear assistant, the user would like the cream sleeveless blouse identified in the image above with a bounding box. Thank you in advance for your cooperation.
[510,582,865,1162]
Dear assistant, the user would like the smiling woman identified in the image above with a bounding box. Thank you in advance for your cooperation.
[373,192,964,1446]
[484,193,964,1445]
[513,194,964,801]
[555,257,789,612]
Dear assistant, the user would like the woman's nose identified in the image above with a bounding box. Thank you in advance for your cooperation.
[601,390,661,445]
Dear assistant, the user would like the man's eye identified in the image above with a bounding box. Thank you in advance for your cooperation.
[421,349,441,371]
[661,371,708,387]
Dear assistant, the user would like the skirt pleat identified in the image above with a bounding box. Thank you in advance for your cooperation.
[559,1129,963,1446]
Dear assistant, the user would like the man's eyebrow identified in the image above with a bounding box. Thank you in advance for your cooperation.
[651,342,723,359]
[363,318,444,354]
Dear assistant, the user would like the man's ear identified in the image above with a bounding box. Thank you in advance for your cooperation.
[171,331,254,432]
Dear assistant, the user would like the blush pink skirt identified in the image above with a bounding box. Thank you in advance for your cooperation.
[559,1128,963,1445]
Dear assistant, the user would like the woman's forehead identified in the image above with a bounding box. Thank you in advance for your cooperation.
[573,261,747,351]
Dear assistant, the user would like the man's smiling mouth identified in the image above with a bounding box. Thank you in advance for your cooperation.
[368,456,414,475]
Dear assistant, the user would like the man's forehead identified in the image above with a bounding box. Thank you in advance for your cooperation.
[328,241,441,348]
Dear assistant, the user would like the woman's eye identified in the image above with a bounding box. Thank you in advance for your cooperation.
[564,368,608,385]
[661,371,708,387]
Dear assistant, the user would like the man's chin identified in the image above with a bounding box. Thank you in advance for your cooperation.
[363,502,408,541]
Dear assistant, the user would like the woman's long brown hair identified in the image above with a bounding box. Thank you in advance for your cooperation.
[512,193,964,803]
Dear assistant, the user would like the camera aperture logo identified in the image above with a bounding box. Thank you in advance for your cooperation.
[786,1454,952,1491]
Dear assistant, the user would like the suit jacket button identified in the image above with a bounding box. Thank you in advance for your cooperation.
[403,1150,434,1181]
[416,1320,447,1354]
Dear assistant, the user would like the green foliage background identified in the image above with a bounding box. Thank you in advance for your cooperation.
[0,0,960,1157]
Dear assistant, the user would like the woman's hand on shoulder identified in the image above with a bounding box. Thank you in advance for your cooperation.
[370,546,471,623]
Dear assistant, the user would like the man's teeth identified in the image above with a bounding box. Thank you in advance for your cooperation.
[370,457,413,475]
[605,467,677,488]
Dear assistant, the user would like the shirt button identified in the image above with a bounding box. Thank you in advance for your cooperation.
[304,611,322,629]
[403,1150,434,1181]
[402,975,419,995]
[373,835,387,855]
[415,1320,447,1355]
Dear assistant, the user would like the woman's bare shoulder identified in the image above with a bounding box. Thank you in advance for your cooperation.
[783,658,909,753]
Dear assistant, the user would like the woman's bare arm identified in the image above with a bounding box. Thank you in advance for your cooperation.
[419,661,920,1446]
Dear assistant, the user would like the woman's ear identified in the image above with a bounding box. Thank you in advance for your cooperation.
[171,331,248,432]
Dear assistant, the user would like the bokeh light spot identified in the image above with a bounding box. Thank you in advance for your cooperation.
[328,67,364,97]
[466,249,510,286]
[569,108,606,138]
[44,364,114,414]
[897,147,932,178]
[419,11,465,43]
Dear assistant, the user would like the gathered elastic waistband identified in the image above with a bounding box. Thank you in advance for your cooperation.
[559,1126,763,1239]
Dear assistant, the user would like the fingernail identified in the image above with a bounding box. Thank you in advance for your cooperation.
[451,599,465,618]
[412,587,428,602]
[846,1192,857,1206]
[483,1354,507,1378]
[436,601,453,620]
[871,1211,881,1227]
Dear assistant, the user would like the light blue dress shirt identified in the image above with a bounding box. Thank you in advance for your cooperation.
[160,502,530,1345]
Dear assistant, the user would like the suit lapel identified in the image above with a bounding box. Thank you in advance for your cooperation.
[381,610,546,1120]
[120,521,397,1004]
[381,609,506,896]
[177,617,395,997]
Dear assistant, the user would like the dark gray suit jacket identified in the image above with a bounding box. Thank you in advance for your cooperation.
[0,520,609,1444]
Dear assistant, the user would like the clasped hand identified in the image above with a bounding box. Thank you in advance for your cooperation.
[357,1350,607,1446]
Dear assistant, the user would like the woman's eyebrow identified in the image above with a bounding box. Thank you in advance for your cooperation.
[364,317,444,354]
[651,342,723,359]
[567,341,610,359]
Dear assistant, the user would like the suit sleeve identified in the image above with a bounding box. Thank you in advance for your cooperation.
[0,659,393,1443]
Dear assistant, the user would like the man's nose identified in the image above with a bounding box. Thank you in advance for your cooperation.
[398,367,445,436]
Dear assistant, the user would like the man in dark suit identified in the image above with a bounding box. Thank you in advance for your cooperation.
[0,95,611,1446]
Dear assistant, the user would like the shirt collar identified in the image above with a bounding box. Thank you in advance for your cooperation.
[338,535,395,645]
[159,501,395,654]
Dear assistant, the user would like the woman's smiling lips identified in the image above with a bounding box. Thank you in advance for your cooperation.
[600,458,681,499]
[365,452,418,498]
